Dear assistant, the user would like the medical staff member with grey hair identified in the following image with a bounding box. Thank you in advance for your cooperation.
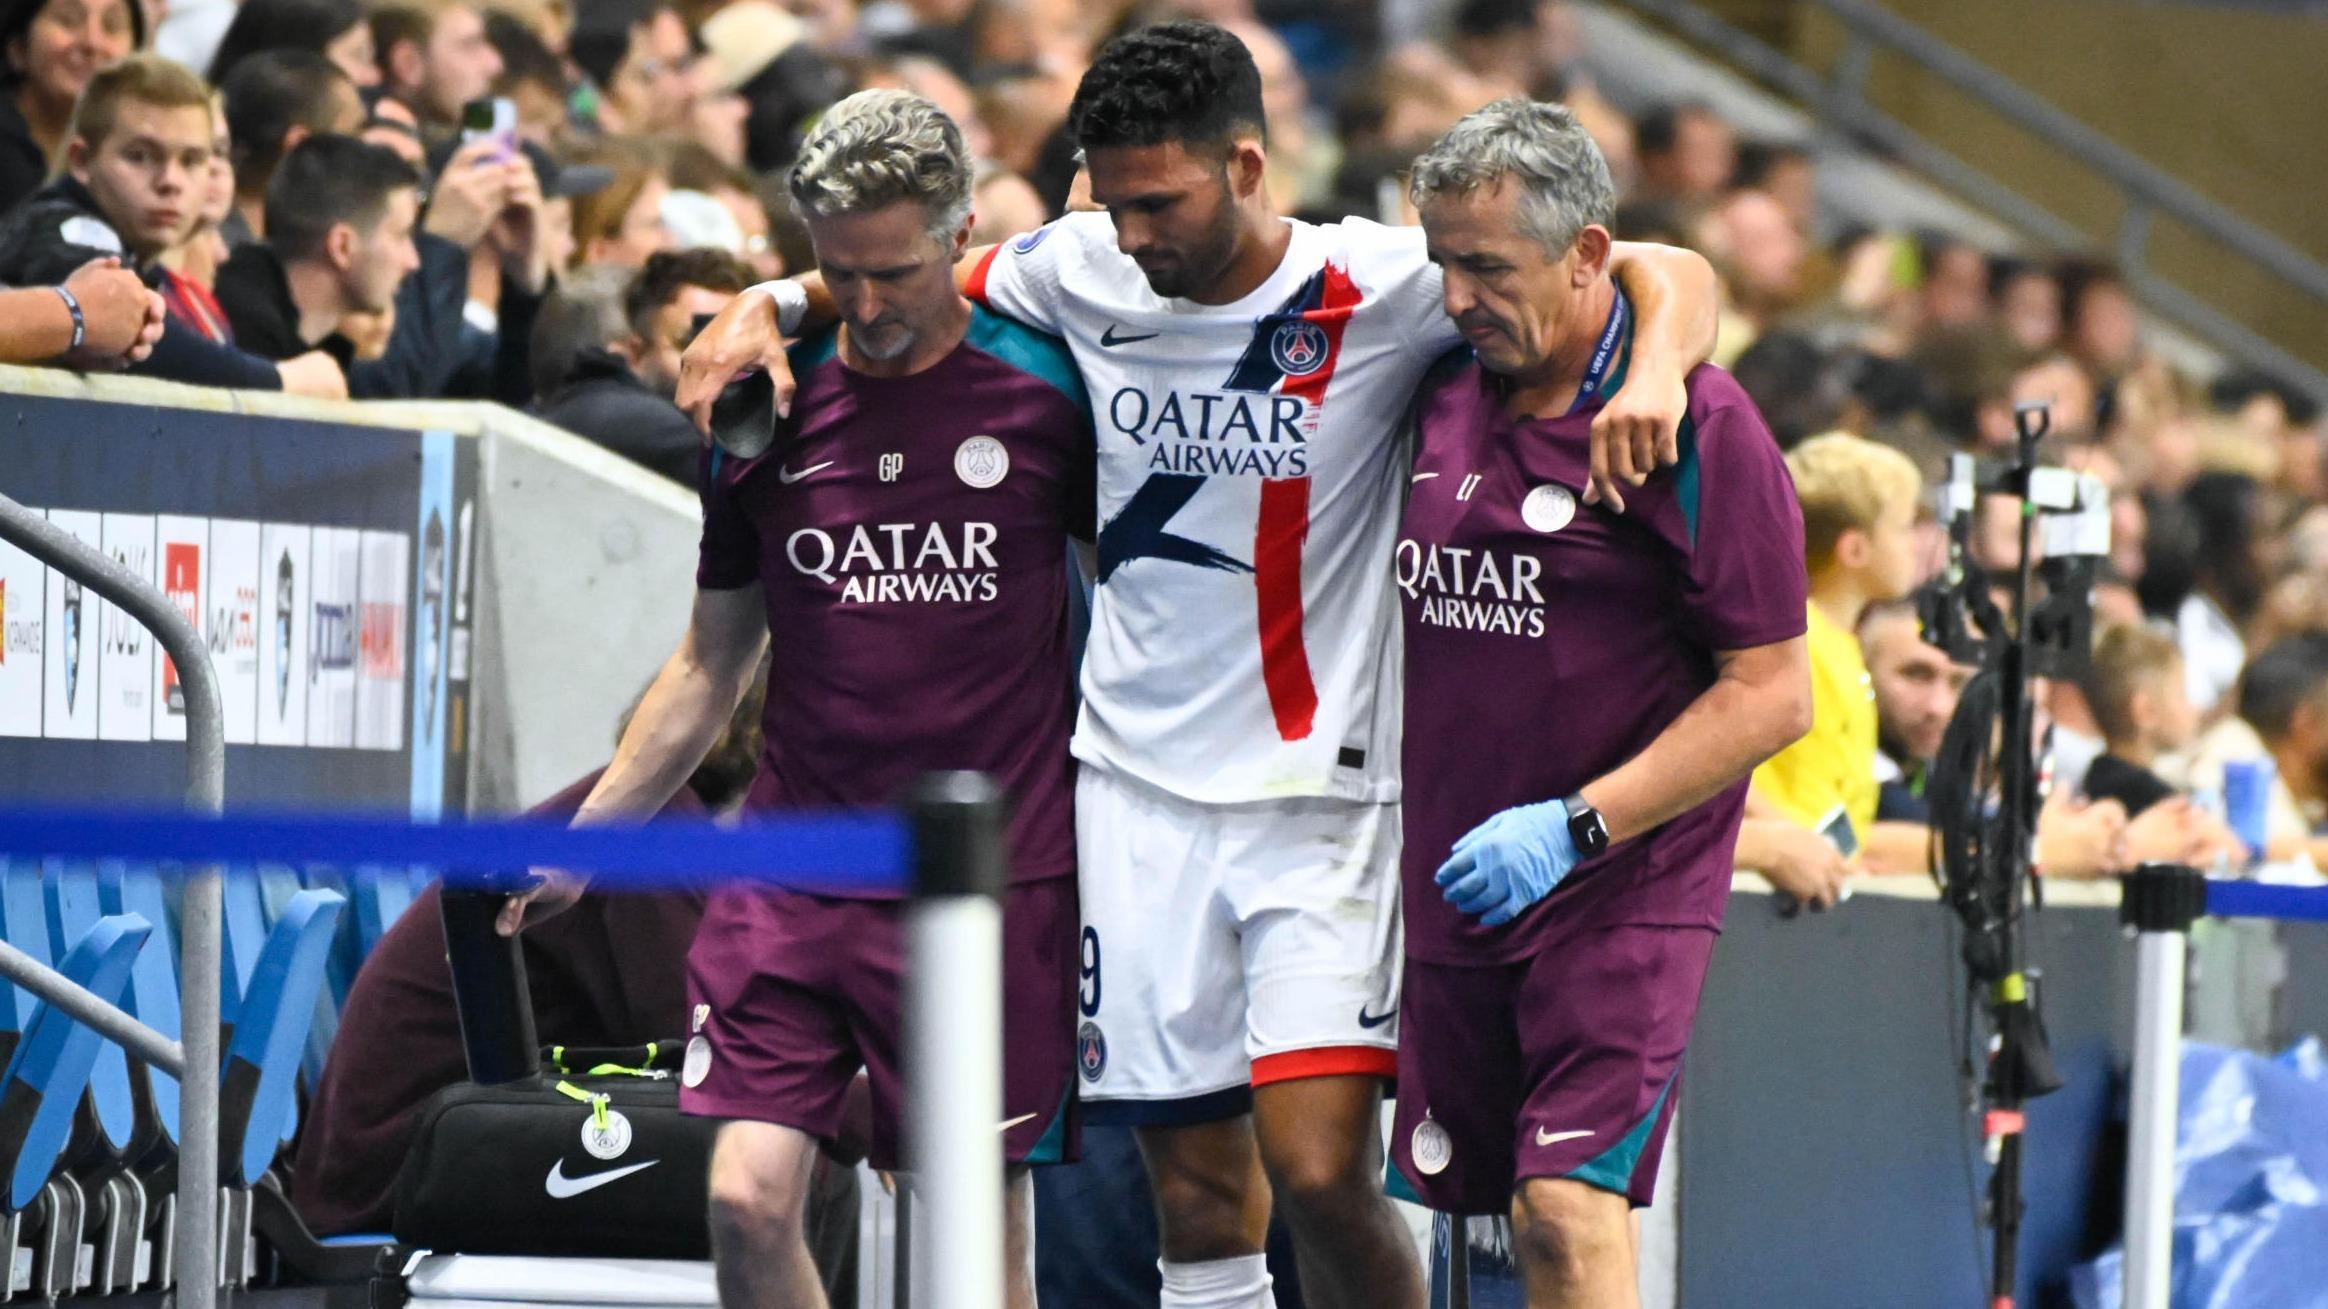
[1388,99,1812,1308]
[501,87,1094,1309]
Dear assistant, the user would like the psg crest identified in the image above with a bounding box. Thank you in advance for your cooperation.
[1077,1021,1107,1083]
[954,435,1010,489]
[1270,320,1330,377]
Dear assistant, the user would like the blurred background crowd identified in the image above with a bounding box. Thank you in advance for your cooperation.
[4,0,2327,887]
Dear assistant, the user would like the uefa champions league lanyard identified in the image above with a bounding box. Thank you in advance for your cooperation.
[1564,292,1630,417]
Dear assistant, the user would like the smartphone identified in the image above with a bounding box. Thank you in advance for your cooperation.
[459,97,517,152]
[1816,804,1861,859]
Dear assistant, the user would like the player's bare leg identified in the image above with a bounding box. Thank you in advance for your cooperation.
[1510,1177,1637,1309]
[1135,1116,1276,1305]
[707,1121,830,1309]
[1251,1074,1426,1309]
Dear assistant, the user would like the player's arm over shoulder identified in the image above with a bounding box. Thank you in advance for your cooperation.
[960,211,1112,323]
[1609,241,1719,373]
[1326,217,1456,343]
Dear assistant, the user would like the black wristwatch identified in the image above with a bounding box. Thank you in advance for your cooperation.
[1562,794,1610,858]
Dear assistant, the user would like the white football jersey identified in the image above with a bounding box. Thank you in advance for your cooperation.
[967,212,1460,804]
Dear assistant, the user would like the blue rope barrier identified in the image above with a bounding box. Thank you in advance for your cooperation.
[2204,878,2328,925]
[0,807,911,895]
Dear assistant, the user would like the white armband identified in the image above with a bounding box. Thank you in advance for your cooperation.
[748,279,809,338]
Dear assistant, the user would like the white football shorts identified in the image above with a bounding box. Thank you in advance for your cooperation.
[1070,764,1403,1121]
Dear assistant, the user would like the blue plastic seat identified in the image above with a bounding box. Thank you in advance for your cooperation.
[0,914,153,1214]
[351,866,418,963]
[96,862,182,1149]
[0,858,55,1055]
[218,866,271,1041]
[258,866,345,1090]
[42,861,139,1160]
[218,889,345,1189]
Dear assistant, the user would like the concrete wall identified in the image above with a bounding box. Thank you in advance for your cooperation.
[466,419,699,812]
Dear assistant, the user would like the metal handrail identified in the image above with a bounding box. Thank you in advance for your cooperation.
[0,493,223,1309]
[1814,0,2328,310]
[1615,0,2328,401]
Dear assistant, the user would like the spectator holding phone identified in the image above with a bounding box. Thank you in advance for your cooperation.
[433,107,594,402]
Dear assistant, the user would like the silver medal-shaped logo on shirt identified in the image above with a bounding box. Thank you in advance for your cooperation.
[1521,484,1577,534]
[954,435,1009,489]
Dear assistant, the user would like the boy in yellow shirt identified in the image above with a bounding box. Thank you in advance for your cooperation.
[1748,434,1925,887]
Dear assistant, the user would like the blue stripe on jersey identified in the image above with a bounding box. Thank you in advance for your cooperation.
[786,327,840,376]
[1675,413,1702,548]
[964,304,1087,411]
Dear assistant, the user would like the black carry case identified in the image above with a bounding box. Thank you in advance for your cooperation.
[391,1043,718,1259]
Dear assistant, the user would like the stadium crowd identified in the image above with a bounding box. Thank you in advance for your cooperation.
[6,0,2328,1303]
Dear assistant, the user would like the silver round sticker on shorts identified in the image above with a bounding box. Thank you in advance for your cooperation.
[1411,1117,1452,1176]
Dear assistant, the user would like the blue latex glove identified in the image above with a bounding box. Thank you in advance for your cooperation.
[1434,800,1583,927]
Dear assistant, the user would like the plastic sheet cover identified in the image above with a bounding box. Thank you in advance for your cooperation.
[2073,1038,2328,1309]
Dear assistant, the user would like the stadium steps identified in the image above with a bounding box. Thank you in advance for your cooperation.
[1568,0,2233,384]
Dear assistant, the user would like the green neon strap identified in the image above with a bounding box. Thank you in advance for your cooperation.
[553,1079,611,1128]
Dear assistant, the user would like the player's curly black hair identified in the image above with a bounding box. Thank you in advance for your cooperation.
[1067,20,1267,154]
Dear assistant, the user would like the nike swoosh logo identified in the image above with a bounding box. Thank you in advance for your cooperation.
[1535,1128,1594,1146]
[1357,1005,1397,1030]
[544,1159,659,1199]
[778,461,834,484]
[998,1113,1037,1134]
[1410,472,1439,483]
[1100,325,1158,347]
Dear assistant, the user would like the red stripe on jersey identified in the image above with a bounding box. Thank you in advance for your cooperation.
[963,244,1003,306]
[1279,260,1362,413]
[1254,475,1317,741]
